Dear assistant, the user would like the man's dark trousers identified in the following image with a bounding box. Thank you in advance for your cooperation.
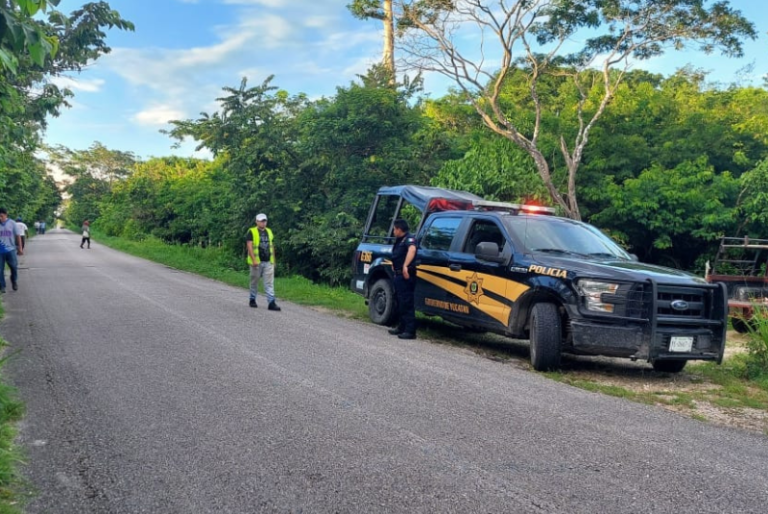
[394,274,417,334]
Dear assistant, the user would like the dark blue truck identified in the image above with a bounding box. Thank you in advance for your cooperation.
[351,185,728,372]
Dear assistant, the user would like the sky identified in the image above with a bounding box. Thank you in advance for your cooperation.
[43,0,768,161]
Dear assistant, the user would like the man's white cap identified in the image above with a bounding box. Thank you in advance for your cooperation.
[255,213,268,221]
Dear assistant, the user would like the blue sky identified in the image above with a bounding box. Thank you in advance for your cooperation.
[44,0,768,160]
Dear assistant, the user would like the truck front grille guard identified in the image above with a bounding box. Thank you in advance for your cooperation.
[578,279,727,362]
[646,279,728,363]
[621,280,725,321]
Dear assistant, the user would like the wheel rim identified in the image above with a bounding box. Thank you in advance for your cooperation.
[374,290,386,315]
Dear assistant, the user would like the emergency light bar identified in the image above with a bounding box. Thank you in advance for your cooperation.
[520,204,556,215]
[471,200,556,215]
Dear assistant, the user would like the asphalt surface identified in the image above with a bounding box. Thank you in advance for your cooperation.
[1,229,767,514]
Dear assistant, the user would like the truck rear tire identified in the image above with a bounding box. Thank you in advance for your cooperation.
[529,303,562,371]
[369,279,397,326]
[731,317,749,334]
[652,360,687,373]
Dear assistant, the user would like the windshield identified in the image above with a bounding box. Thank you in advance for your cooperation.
[504,216,631,260]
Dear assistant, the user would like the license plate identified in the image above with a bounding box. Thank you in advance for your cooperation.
[669,336,694,352]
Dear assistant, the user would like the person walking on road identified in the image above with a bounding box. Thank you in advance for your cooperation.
[15,217,28,252]
[0,208,24,293]
[246,213,281,311]
[81,220,91,249]
[388,218,418,339]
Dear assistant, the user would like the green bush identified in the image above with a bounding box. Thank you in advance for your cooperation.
[742,308,768,379]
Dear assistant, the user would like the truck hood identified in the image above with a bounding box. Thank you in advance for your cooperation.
[531,255,707,285]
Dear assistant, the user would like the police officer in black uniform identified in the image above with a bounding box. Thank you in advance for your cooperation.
[388,218,418,339]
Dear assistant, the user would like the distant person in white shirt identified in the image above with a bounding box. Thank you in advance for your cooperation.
[81,220,91,249]
[0,208,23,293]
[15,217,28,251]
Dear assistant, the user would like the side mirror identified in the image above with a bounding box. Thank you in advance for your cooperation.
[629,253,639,262]
[475,242,506,263]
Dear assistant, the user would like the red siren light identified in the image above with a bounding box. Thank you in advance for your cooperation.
[520,204,556,215]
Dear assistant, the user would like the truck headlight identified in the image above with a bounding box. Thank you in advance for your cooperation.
[577,280,620,313]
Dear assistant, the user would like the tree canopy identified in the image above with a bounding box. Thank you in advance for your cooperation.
[0,0,133,224]
[5,1,763,286]
[385,0,756,219]
[74,65,768,282]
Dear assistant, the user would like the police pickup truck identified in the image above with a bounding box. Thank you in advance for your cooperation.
[351,185,728,372]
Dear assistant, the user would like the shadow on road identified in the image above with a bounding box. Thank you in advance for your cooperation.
[417,316,686,379]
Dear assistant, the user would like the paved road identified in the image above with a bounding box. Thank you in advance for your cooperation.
[1,229,767,514]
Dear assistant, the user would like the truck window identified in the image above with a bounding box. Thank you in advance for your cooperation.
[366,195,402,240]
[421,217,462,251]
[505,216,629,259]
[399,204,422,235]
[463,220,506,254]
[366,196,422,241]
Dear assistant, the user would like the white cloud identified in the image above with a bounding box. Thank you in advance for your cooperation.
[132,105,187,126]
[341,55,379,78]
[97,0,381,133]
[318,29,381,53]
[50,76,105,93]
[104,12,298,94]
[237,67,271,83]
[222,0,347,9]
[286,61,334,77]
[304,15,336,29]
[174,137,214,161]
[237,14,297,48]
[222,0,292,6]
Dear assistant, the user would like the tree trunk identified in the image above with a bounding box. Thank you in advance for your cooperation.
[529,148,578,219]
[383,0,395,80]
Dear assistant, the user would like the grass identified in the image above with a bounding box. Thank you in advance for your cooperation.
[543,372,699,408]
[92,231,369,317]
[543,354,768,430]
[0,300,27,514]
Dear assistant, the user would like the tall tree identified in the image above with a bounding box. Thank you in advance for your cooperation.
[47,143,137,224]
[348,0,396,78]
[1,1,132,226]
[166,76,309,249]
[382,0,756,219]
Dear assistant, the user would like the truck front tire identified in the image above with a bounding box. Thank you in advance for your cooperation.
[529,303,562,371]
[369,279,397,326]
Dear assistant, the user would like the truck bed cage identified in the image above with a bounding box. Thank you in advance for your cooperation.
[718,236,768,249]
[711,236,768,276]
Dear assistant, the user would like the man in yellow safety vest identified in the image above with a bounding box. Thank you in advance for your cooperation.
[246,213,281,311]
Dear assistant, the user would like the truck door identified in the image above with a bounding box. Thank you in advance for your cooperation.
[447,218,514,330]
[416,216,464,317]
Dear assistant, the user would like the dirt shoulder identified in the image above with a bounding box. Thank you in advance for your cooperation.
[420,320,768,435]
[322,307,767,435]
[549,333,768,435]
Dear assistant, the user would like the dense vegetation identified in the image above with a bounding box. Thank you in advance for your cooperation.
[52,66,767,284]
[2,1,766,285]
[0,0,133,224]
